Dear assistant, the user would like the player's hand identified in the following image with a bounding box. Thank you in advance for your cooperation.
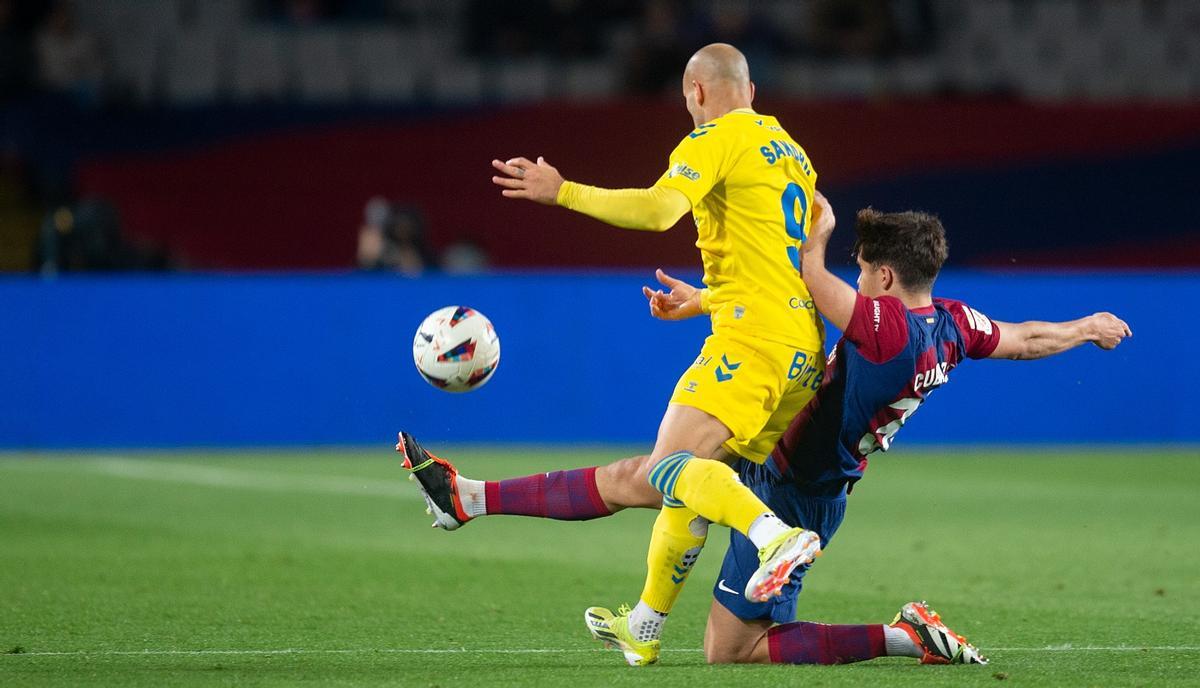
[803,190,836,250]
[491,156,564,205]
[1088,312,1131,350]
[642,269,703,321]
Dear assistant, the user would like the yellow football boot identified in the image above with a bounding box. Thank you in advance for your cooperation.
[583,605,660,667]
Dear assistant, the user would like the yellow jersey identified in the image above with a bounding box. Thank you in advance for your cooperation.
[655,108,822,351]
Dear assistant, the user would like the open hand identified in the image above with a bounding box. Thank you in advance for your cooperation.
[1089,312,1132,350]
[491,156,564,205]
[642,269,703,321]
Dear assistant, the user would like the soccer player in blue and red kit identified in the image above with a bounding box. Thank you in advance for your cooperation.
[397,193,1130,668]
[642,191,1130,667]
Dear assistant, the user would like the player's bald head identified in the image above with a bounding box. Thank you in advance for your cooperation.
[681,43,753,125]
[684,43,751,87]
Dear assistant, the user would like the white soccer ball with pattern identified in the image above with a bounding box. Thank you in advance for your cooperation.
[412,306,501,392]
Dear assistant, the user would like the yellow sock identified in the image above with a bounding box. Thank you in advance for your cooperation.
[638,503,708,612]
[648,452,769,536]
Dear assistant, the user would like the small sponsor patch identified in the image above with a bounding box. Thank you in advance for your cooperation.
[668,162,701,181]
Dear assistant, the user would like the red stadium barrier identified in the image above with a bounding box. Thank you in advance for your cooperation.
[77,100,1200,269]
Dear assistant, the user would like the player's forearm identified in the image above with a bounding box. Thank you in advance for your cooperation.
[801,245,855,330]
[556,182,690,232]
[1004,319,1092,360]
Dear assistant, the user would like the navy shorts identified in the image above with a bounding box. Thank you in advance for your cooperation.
[713,459,847,624]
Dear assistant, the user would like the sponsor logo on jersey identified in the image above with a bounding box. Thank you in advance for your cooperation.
[668,162,701,181]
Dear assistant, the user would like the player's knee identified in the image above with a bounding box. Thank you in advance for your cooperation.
[595,455,660,509]
[607,453,654,488]
[627,453,657,485]
[703,639,753,664]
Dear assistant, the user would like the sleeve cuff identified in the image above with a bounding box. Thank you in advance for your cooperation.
[556,180,578,207]
[698,288,711,314]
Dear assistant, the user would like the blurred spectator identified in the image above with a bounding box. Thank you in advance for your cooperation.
[34,1,103,106]
[0,0,35,102]
[356,197,436,275]
[36,198,169,274]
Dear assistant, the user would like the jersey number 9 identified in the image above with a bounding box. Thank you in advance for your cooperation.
[781,182,808,272]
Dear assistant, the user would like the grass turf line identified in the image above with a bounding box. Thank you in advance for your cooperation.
[1,448,1197,687]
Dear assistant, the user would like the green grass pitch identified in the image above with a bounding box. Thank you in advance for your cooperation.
[1,447,1197,687]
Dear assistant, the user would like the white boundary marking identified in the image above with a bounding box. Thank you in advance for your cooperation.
[5,646,1199,658]
[1,457,416,500]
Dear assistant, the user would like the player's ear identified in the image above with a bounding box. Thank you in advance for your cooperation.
[749,81,755,102]
[880,265,895,292]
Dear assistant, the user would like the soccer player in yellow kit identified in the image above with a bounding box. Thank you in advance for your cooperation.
[489,42,825,664]
[400,43,821,666]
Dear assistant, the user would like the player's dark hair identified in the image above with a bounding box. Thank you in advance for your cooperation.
[852,209,948,291]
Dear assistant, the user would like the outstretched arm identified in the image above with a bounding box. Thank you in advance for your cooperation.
[988,314,1131,360]
[491,157,691,232]
[799,191,856,331]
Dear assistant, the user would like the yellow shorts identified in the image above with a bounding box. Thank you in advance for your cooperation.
[669,330,825,464]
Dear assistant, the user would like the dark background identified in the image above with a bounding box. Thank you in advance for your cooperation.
[3,0,1198,274]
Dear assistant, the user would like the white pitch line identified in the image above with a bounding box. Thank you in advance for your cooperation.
[992,646,1200,652]
[7,457,419,500]
[5,646,1199,658]
[92,459,417,499]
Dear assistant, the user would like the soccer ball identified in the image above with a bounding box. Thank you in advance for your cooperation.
[412,306,501,392]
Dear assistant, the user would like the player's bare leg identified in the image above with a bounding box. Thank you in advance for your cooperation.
[703,599,773,663]
[593,454,663,510]
[559,418,757,512]
[647,404,734,464]
[588,405,821,666]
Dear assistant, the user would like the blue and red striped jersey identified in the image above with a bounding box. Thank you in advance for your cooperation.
[769,293,1001,491]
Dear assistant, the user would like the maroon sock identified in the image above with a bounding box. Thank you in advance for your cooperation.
[767,622,887,665]
[484,467,612,520]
